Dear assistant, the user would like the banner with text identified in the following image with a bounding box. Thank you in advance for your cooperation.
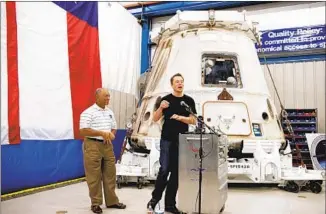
[256,25,326,55]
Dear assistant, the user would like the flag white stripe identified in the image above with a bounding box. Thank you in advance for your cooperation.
[16,3,74,140]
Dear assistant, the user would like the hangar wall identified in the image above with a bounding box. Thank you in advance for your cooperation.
[108,90,138,129]
[261,60,325,132]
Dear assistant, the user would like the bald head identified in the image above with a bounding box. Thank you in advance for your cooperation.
[95,88,107,96]
[95,88,110,108]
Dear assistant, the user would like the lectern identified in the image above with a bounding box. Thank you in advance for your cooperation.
[178,133,228,214]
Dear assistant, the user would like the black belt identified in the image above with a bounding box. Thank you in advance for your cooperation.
[87,137,104,143]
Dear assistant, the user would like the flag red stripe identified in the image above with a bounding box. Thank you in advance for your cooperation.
[66,13,102,139]
[6,2,20,144]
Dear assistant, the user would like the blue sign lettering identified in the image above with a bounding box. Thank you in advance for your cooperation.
[255,25,326,54]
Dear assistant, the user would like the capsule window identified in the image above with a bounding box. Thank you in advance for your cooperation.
[262,112,269,121]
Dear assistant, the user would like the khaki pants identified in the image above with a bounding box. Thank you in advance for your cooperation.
[83,138,119,206]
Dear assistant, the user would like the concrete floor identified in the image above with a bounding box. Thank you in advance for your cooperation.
[1,182,325,214]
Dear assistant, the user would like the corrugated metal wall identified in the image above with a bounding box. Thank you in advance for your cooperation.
[261,60,325,133]
[108,90,137,129]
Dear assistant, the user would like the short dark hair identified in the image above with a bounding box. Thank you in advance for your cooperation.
[170,73,184,85]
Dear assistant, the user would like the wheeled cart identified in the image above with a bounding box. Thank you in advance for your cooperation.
[278,166,325,193]
[115,139,150,189]
[115,166,148,189]
[115,135,161,189]
[178,133,228,214]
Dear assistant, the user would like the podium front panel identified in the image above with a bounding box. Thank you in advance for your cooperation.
[178,133,228,214]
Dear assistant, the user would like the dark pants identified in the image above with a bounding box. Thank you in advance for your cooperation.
[152,139,179,208]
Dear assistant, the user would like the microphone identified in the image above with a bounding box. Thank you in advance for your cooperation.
[181,101,194,115]
[180,101,190,109]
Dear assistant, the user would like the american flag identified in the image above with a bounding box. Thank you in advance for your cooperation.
[1,1,140,145]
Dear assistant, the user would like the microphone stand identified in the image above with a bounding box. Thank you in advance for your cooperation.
[183,106,221,214]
